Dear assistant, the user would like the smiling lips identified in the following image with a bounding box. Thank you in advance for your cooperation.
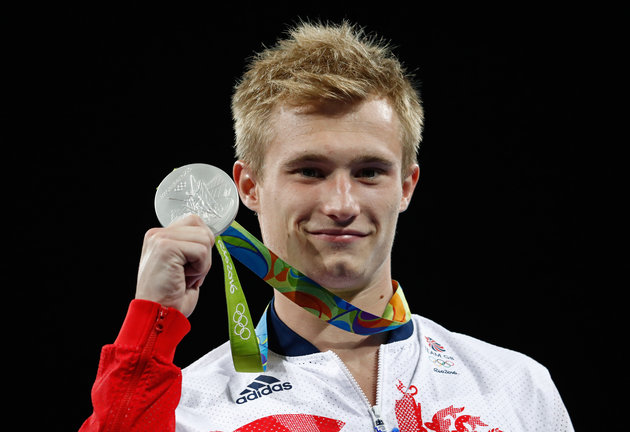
[307,228,368,244]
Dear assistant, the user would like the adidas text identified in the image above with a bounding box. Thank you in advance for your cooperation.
[236,382,293,404]
[236,375,294,405]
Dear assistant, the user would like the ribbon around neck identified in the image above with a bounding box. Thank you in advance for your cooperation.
[216,220,411,372]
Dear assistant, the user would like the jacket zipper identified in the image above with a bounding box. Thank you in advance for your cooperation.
[369,405,386,431]
[373,344,386,431]
[108,305,168,432]
[330,346,387,431]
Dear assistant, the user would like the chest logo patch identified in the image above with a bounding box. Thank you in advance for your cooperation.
[236,374,293,405]
[425,337,446,352]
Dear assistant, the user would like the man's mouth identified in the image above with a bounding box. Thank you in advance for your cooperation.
[306,228,368,243]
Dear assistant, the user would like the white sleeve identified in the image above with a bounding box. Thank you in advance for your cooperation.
[532,365,575,431]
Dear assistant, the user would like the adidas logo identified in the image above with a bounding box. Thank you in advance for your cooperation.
[236,374,293,405]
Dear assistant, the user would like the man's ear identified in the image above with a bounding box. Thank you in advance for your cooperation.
[233,160,260,213]
[399,164,420,212]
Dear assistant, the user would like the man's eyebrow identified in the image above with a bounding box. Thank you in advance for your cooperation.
[282,154,329,167]
[351,155,396,167]
[282,153,396,168]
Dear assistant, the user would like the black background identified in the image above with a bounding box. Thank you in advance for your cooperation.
[13,3,615,430]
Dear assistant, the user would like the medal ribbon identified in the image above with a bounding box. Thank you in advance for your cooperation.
[216,220,411,372]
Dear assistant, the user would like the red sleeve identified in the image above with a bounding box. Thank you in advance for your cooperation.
[80,299,191,432]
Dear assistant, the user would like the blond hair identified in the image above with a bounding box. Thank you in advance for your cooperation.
[232,21,424,177]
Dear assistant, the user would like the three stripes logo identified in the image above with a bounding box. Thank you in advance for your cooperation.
[236,375,293,405]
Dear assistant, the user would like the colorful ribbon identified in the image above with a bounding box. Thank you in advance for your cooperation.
[217,221,411,372]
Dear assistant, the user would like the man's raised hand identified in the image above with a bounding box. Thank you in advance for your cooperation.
[135,214,214,317]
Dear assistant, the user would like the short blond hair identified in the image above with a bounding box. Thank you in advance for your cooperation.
[232,21,424,177]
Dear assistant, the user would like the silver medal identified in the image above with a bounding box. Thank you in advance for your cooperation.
[154,163,239,235]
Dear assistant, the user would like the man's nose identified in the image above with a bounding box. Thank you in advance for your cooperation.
[321,174,360,223]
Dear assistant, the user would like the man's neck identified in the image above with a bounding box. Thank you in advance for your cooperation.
[272,280,394,406]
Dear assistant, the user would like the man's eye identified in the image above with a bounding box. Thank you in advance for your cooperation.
[299,168,322,178]
[356,168,380,179]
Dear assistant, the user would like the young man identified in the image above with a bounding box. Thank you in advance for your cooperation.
[81,22,573,431]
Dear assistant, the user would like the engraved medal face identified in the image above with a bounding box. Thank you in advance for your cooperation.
[154,163,239,235]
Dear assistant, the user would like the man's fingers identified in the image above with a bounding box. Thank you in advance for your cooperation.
[168,213,209,229]
[147,225,214,246]
[145,214,215,250]
[178,239,212,275]
[136,213,216,315]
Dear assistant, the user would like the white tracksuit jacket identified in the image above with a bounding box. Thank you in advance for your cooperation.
[175,300,574,431]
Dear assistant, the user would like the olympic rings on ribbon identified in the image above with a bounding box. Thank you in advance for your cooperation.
[429,356,454,368]
[232,303,252,340]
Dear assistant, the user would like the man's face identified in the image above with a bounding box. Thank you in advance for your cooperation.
[235,98,419,296]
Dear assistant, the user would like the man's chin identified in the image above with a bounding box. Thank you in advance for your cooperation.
[308,265,366,293]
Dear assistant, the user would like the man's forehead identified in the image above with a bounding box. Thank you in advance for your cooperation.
[274,97,396,120]
[261,99,402,165]
[269,98,400,139]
